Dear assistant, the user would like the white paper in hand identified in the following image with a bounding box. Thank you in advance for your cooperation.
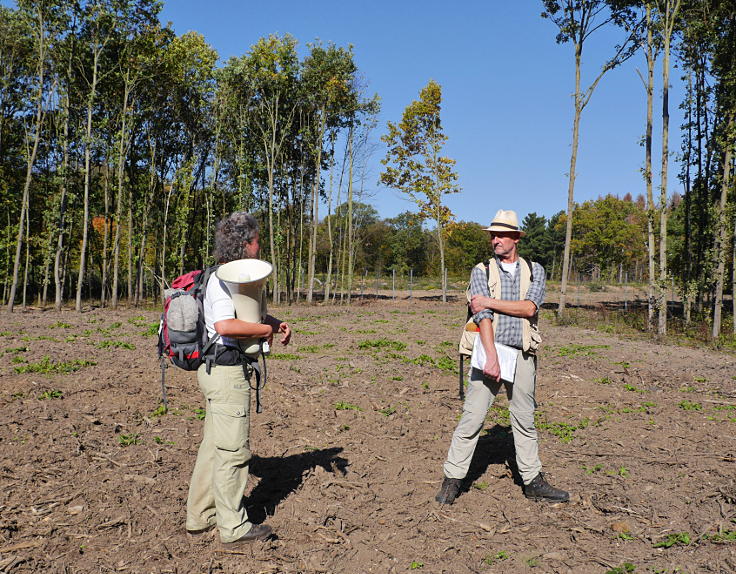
[470,336,518,381]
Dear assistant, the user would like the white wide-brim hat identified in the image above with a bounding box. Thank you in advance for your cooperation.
[483,209,525,236]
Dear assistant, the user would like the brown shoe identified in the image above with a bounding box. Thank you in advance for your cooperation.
[222,524,273,546]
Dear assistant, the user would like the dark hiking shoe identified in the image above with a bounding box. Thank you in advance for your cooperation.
[435,477,463,505]
[186,523,215,536]
[524,473,569,502]
[221,524,273,546]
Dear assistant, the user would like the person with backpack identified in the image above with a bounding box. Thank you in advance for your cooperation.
[435,209,569,506]
[186,211,291,545]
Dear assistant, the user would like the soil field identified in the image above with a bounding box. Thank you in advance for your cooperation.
[0,296,735,574]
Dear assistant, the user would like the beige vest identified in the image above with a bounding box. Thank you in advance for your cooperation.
[458,257,542,356]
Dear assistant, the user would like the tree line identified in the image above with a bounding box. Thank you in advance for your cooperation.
[0,0,734,340]
[543,0,735,338]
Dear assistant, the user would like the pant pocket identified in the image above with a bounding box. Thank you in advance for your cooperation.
[209,402,249,452]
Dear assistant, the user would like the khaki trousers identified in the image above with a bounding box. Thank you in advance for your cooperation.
[443,350,542,485]
[186,364,252,542]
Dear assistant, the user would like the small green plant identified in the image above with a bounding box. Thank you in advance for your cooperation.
[194,408,206,420]
[153,436,174,445]
[605,563,636,574]
[583,463,603,474]
[705,529,736,542]
[472,481,489,490]
[49,321,72,329]
[678,400,702,411]
[15,356,96,374]
[483,551,509,565]
[38,389,63,400]
[613,360,631,368]
[150,404,167,417]
[334,402,362,411]
[617,532,635,541]
[537,418,589,443]
[339,424,350,432]
[557,344,608,357]
[435,356,456,372]
[11,356,26,364]
[409,561,424,570]
[421,382,430,390]
[623,383,645,393]
[358,338,406,351]
[118,433,139,447]
[96,340,136,350]
[391,375,404,381]
[269,353,302,360]
[127,315,149,327]
[693,375,707,383]
[5,345,28,354]
[10,391,24,400]
[653,532,692,548]
[594,376,612,384]
[378,405,396,416]
[525,556,539,567]
[405,354,435,367]
[142,322,159,336]
[679,385,696,392]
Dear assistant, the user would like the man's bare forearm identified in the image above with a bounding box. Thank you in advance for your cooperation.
[471,295,536,318]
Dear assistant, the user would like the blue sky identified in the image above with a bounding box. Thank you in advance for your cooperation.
[159,1,686,225]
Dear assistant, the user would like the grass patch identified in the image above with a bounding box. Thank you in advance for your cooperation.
[49,321,72,329]
[38,389,63,400]
[15,356,96,374]
[118,433,140,447]
[653,532,692,548]
[537,417,590,443]
[334,402,362,411]
[557,344,609,357]
[96,340,136,350]
[679,400,702,411]
[358,338,406,351]
[269,353,302,360]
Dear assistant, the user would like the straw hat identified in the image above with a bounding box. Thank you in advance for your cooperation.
[483,209,525,236]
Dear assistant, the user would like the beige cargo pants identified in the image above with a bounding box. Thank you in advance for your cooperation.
[443,350,542,485]
[186,364,253,542]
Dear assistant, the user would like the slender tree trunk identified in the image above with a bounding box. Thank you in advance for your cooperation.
[307,112,325,304]
[558,42,582,315]
[656,0,682,335]
[76,49,101,312]
[346,129,355,303]
[643,5,657,331]
[324,141,335,303]
[112,78,130,309]
[7,8,46,312]
[712,115,733,339]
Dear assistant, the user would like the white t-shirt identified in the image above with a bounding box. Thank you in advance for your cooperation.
[203,277,238,347]
[500,261,518,277]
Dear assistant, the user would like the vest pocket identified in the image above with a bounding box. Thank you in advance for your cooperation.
[209,402,249,452]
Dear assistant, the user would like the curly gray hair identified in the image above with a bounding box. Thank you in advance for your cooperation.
[214,212,259,263]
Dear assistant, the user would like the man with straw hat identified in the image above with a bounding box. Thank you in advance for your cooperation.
[435,209,569,505]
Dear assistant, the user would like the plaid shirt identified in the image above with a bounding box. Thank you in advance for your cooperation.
[470,258,546,350]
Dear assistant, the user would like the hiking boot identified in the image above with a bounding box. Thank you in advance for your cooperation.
[435,477,463,505]
[186,523,215,536]
[524,473,569,502]
[221,524,273,546]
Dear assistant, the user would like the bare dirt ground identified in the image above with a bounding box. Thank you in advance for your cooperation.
[1,292,735,574]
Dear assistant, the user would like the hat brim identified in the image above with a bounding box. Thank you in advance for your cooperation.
[483,225,525,237]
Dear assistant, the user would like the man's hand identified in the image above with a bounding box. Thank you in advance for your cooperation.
[277,322,291,345]
[470,294,491,314]
[483,355,501,382]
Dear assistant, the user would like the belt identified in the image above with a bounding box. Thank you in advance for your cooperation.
[210,344,246,366]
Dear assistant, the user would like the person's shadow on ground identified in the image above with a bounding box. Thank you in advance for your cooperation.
[246,447,348,523]
[459,424,522,499]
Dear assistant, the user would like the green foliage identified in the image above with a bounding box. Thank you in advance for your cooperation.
[194,408,206,420]
[378,405,396,416]
[38,389,63,400]
[15,356,96,374]
[557,344,608,357]
[118,434,140,447]
[678,400,702,411]
[334,402,362,411]
[269,353,302,360]
[653,532,692,548]
[358,338,406,351]
[96,340,136,350]
[409,561,424,570]
[605,564,636,574]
